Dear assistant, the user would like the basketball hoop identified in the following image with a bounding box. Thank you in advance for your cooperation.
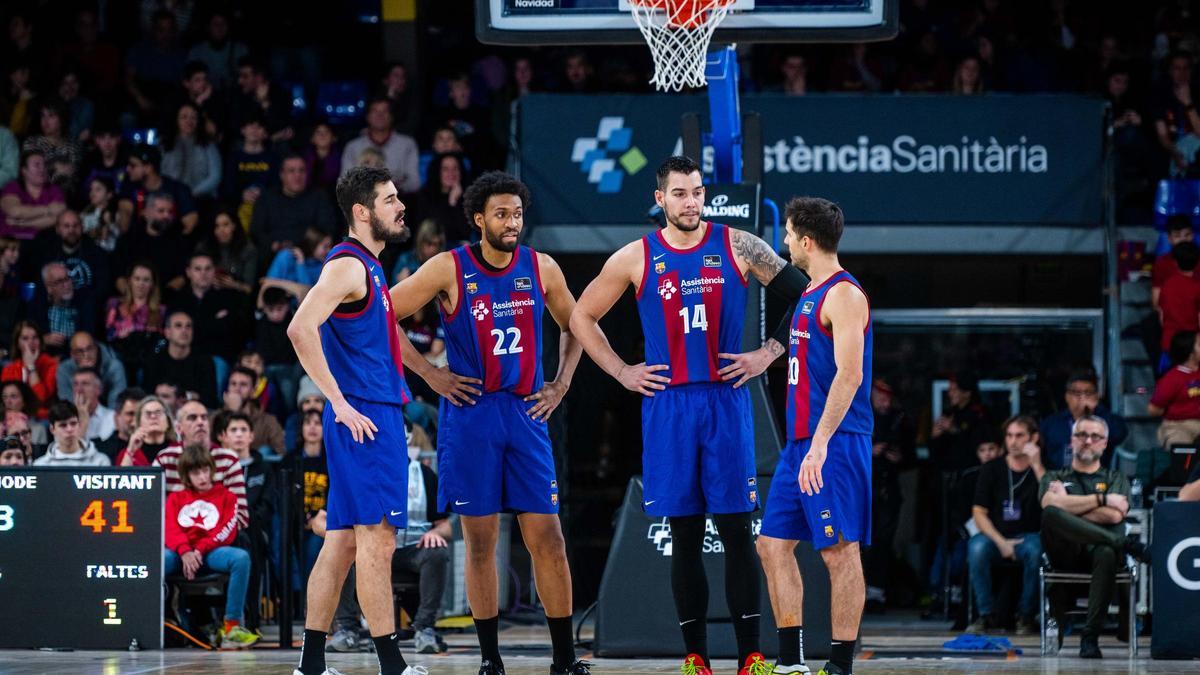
[628,0,737,92]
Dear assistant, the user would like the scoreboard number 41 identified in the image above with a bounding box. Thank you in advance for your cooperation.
[80,500,135,533]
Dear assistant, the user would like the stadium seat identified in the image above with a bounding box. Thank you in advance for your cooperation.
[391,569,421,630]
[166,572,231,643]
[1039,561,1137,655]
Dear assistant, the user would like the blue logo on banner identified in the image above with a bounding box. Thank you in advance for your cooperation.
[571,117,648,194]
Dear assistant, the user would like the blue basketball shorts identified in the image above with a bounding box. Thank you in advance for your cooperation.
[437,391,559,516]
[640,382,758,517]
[760,432,873,549]
[324,395,410,531]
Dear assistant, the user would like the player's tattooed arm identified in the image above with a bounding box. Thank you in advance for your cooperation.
[730,228,786,285]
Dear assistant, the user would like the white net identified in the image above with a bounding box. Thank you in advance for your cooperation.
[628,0,736,92]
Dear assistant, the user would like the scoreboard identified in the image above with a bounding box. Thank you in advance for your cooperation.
[0,467,163,649]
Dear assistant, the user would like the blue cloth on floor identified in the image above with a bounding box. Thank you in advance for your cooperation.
[943,634,1023,654]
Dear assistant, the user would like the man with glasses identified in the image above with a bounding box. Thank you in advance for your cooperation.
[1039,370,1128,470]
[1040,415,1149,659]
[30,261,96,356]
[152,399,249,529]
[3,411,40,461]
[56,331,127,408]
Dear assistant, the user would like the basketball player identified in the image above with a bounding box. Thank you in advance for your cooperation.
[289,166,425,675]
[571,156,809,675]
[757,197,872,675]
[389,171,590,675]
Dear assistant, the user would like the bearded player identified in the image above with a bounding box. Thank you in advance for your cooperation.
[389,171,589,675]
[570,156,810,675]
[757,197,872,675]
[289,166,425,675]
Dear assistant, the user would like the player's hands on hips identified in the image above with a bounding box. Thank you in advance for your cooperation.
[427,365,482,406]
[418,530,448,548]
[617,362,670,396]
[799,443,827,495]
[332,398,378,443]
[525,380,568,422]
[718,346,775,388]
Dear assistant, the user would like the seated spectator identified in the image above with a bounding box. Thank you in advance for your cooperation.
[1149,330,1200,447]
[79,176,118,251]
[296,409,328,574]
[97,387,145,461]
[57,331,126,408]
[1155,51,1200,178]
[57,67,94,142]
[1040,416,1150,659]
[255,288,299,408]
[378,62,419,136]
[34,209,110,301]
[23,98,82,190]
[4,409,43,461]
[416,154,471,244]
[285,376,325,450]
[1,320,58,416]
[0,236,17,342]
[1151,215,1193,314]
[560,51,595,93]
[114,192,195,293]
[30,261,96,355]
[117,144,198,235]
[237,350,287,420]
[156,381,183,415]
[1040,370,1129,470]
[220,111,276,230]
[2,382,46,441]
[163,444,259,648]
[251,154,336,270]
[106,262,165,382]
[340,98,420,192]
[171,252,249,362]
[154,399,248,528]
[71,367,114,442]
[161,101,222,201]
[261,227,332,303]
[0,433,24,465]
[221,366,284,456]
[929,373,991,472]
[115,394,175,466]
[32,400,109,466]
[230,56,293,145]
[124,10,187,120]
[81,122,125,192]
[967,416,1045,634]
[867,379,914,609]
[1,61,36,138]
[1159,242,1200,370]
[0,148,66,241]
[178,60,229,144]
[431,74,494,171]
[186,11,246,91]
[142,311,217,408]
[205,208,257,296]
[304,121,341,197]
[393,220,445,282]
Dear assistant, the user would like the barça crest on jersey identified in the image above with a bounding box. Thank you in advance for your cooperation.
[824,525,835,538]
[551,493,558,506]
[801,300,815,315]
[466,282,479,294]
[471,299,490,321]
[515,277,532,291]
[657,278,677,300]
[655,261,666,275]
[703,254,722,268]
[749,490,757,503]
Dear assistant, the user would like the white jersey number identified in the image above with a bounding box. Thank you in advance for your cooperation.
[678,305,709,334]
[490,327,524,356]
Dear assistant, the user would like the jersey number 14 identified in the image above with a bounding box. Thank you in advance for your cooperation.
[678,305,709,334]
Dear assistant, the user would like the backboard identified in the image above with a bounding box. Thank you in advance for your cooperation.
[475,0,897,46]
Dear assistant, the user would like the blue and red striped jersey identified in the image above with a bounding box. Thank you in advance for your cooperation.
[786,270,873,441]
[439,245,545,396]
[319,239,410,405]
[635,222,748,386]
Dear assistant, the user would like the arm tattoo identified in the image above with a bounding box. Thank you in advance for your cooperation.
[731,229,785,283]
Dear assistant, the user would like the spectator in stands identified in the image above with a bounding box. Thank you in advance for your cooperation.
[115,395,175,466]
[179,61,228,144]
[393,448,453,654]
[297,407,329,573]
[1151,215,1193,314]
[172,252,249,362]
[929,373,990,471]
[35,209,110,302]
[3,381,46,444]
[285,376,325,450]
[951,56,985,95]
[401,303,445,404]
[57,331,126,408]
[432,74,495,170]
[777,54,809,96]
[163,444,260,647]
[303,121,341,198]
[261,226,332,302]
[125,10,187,120]
[4,409,42,460]
[967,415,1045,634]
[1158,242,1200,368]
[221,366,285,456]
[156,381,183,415]
[1149,331,1200,447]
[2,320,58,414]
[232,56,293,144]
[142,311,217,407]
[32,400,108,466]
[1040,415,1149,659]
[417,153,472,244]
[827,43,884,93]
[1155,51,1200,177]
[250,154,336,268]
[97,387,145,461]
[0,126,16,187]
[57,69,94,143]
[30,261,96,355]
[899,30,950,92]
[117,144,198,235]
[24,98,81,189]
[561,51,595,93]
[114,192,195,292]
[236,350,286,418]
[393,220,445,282]
[80,176,118,252]
[0,433,24,466]
[81,122,125,191]
[161,101,222,201]
[72,368,114,442]
[221,111,276,229]
[60,9,119,95]
[155,399,249,529]
[205,208,257,295]
[866,378,914,609]
[187,11,247,91]
[379,62,419,137]
[0,149,66,241]
[106,262,164,381]
[340,98,420,192]
[1040,370,1128,470]
[256,286,299,402]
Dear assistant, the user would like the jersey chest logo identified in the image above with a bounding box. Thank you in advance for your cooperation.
[658,278,678,300]
[515,277,532,291]
[466,281,479,294]
[801,300,815,315]
[703,254,722,268]
[471,299,490,321]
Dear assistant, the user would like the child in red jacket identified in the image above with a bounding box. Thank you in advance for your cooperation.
[165,444,259,647]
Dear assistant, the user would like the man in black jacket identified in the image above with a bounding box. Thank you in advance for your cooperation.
[249,154,336,272]
[142,311,217,407]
